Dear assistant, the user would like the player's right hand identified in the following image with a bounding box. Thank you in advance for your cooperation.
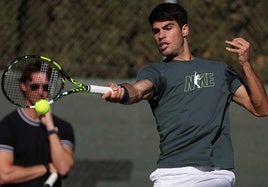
[101,82,124,103]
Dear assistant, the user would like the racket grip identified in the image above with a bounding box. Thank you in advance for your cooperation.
[43,173,58,187]
[89,85,112,94]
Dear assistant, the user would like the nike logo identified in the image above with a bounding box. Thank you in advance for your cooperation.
[184,72,215,92]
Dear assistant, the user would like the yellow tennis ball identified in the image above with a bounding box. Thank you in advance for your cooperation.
[34,99,50,115]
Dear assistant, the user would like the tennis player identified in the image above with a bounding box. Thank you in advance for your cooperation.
[102,2,268,187]
[0,61,75,187]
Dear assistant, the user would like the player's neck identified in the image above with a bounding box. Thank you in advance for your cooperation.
[22,108,40,120]
[167,40,194,61]
[174,54,194,61]
[165,53,194,62]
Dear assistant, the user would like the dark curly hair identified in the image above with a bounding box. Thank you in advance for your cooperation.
[148,3,188,28]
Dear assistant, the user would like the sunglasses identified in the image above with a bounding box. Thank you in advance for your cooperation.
[29,83,49,91]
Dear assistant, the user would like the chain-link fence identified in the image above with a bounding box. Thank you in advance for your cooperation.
[0,0,162,78]
[0,0,268,81]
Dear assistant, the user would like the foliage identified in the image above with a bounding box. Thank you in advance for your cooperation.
[0,0,267,82]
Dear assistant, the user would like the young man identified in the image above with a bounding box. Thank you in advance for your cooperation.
[0,61,75,187]
[102,3,268,187]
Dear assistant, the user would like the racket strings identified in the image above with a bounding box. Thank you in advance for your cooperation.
[37,60,63,100]
[40,61,61,98]
[48,68,59,97]
[3,62,28,107]
[3,66,25,105]
[2,56,64,107]
[40,62,49,74]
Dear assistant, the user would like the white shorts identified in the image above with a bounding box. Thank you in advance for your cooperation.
[149,166,235,187]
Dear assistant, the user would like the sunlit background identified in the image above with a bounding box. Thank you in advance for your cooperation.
[0,1,268,187]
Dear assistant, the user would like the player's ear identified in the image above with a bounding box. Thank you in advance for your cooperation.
[20,83,26,93]
[182,24,189,37]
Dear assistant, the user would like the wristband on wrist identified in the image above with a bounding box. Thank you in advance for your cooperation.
[44,163,50,174]
[118,84,129,104]
[47,127,58,135]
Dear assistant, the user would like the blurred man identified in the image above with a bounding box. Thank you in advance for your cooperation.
[0,61,75,187]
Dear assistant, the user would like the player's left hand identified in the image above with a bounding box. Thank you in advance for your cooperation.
[225,37,250,66]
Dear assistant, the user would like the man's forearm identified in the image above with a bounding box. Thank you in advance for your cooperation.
[0,165,47,184]
[242,62,268,113]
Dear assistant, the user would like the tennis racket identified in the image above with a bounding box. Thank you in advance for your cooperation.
[1,55,112,108]
[43,173,58,187]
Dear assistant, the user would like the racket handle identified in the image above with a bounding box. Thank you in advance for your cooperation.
[43,173,58,187]
[89,85,112,94]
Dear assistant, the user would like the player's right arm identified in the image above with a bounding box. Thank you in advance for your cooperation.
[0,151,54,184]
[102,79,154,104]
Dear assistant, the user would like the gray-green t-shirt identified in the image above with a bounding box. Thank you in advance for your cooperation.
[137,58,242,169]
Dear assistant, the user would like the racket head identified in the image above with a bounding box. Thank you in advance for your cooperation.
[1,55,64,108]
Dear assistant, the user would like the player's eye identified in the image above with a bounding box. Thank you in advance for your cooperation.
[29,84,49,91]
[152,28,160,34]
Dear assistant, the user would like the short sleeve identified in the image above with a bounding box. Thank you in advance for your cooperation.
[137,64,161,95]
[224,66,243,94]
[54,117,75,150]
[0,119,14,152]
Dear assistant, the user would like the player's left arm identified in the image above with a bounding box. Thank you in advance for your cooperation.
[40,111,74,176]
[226,37,268,116]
